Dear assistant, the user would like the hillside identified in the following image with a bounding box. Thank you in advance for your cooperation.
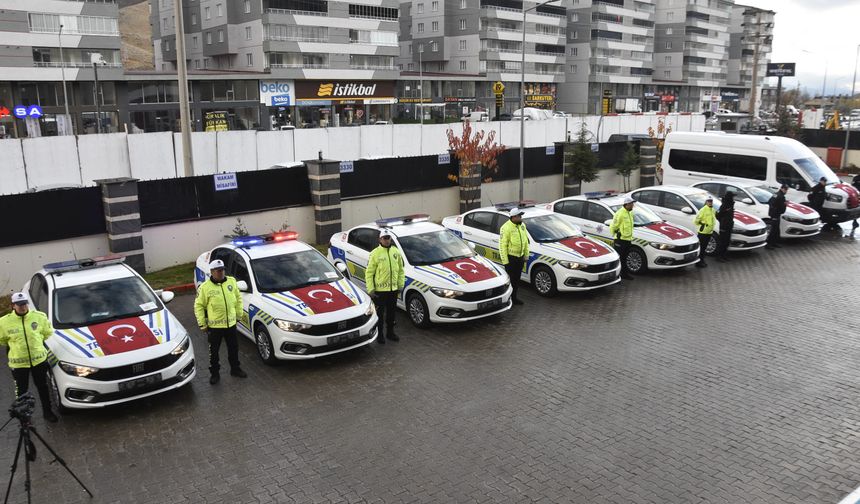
[119,0,154,70]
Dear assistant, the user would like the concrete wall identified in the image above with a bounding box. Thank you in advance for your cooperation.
[0,113,707,194]
[0,234,110,294]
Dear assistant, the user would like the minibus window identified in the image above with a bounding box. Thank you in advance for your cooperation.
[777,162,811,191]
[794,157,839,185]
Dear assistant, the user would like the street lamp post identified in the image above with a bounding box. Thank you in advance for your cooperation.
[91,55,102,134]
[842,44,859,169]
[419,44,424,125]
[519,0,560,201]
[58,24,73,135]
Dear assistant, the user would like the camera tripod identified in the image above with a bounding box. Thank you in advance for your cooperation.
[1,397,93,503]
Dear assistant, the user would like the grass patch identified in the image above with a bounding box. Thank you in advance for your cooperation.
[143,262,195,290]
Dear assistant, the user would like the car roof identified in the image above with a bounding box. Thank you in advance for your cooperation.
[693,180,767,190]
[44,263,139,289]
[557,195,624,207]
[354,221,444,238]
[638,185,709,196]
[469,206,553,218]
[225,239,317,260]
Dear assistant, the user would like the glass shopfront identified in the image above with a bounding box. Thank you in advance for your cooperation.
[294,81,396,128]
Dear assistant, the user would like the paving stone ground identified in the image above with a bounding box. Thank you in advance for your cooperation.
[1,226,859,504]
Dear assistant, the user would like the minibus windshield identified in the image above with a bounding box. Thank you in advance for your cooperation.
[794,157,839,185]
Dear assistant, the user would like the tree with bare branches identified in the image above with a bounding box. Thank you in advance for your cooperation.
[447,121,506,211]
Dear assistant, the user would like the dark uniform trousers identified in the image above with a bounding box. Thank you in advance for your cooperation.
[505,255,525,301]
[615,240,632,276]
[697,234,711,264]
[208,326,240,374]
[767,220,782,246]
[716,225,733,258]
[374,291,398,337]
[11,361,52,415]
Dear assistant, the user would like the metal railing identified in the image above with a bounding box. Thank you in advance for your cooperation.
[264,34,329,42]
[349,14,398,21]
[30,27,119,36]
[34,61,122,68]
[267,8,328,16]
[270,62,329,68]
[534,51,564,57]
[350,64,398,70]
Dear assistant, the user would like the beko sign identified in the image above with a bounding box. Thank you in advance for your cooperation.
[259,80,295,107]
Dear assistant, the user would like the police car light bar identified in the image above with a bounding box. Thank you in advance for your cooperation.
[374,214,430,227]
[232,231,299,248]
[584,191,620,200]
[494,200,536,211]
[44,255,126,274]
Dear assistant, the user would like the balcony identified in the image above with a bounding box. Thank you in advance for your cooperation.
[271,62,330,69]
[34,61,122,68]
[267,7,328,16]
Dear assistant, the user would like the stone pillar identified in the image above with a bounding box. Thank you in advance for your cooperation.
[306,159,342,244]
[639,142,657,188]
[459,163,482,213]
[96,177,145,273]
[561,142,581,197]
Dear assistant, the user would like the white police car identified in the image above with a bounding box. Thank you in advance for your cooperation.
[628,185,768,254]
[442,203,621,296]
[194,232,378,364]
[22,256,195,409]
[690,180,821,239]
[328,215,512,327]
[545,193,701,274]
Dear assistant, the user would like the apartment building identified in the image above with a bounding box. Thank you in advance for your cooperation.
[397,0,566,119]
[725,4,773,112]
[0,0,124,136]
[151,0,401,127]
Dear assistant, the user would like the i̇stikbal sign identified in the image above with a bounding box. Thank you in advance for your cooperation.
[259,80,295,107]
[296,81,396,104]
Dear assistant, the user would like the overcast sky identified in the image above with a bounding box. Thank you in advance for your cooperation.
[741,0,860,96]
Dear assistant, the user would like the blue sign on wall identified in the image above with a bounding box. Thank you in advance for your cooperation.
[13,105,43,118]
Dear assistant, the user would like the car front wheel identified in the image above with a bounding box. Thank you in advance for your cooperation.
[47,369,68,414]
[531,265,557,297]
[255,325,278,365]
[706,233,719,255]
[626,247,647,274]
[407,292,431,328]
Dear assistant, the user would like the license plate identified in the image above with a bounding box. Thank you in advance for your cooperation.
[327,330,361,346]
[684,252,697,261]
[118,373,161,392]
[598,272,615,281]
[477,298,503,310]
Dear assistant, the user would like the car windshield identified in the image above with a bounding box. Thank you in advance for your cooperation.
[397,230,474,266]
[252,250,342,293]
[610,205,663,226]
[686,192,718,211]
[749,185,776,204]
[524,214,580,242]
[53,276,162,329]
[794,157,839,184]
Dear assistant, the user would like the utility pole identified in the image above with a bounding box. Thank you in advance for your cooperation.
[842,44,859,170]
[419,45,423,125]
[92,59,102,134]
[174,0,194,176]
[748,11,762,117]
[58,25,73,135]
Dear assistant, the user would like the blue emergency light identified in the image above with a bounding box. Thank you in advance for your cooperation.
[43,255,125,273]
[232,231,298,248]
[374,214,430,227]
[584,191,619,199]
[494,200,536,211]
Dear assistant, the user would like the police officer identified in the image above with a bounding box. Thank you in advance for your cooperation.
[766,184,788,250]
[500,207,529,304]
[194,259,248,384]
[693,195,716,268]
[0,293,57,422]
[716,191,735,263]
[610,196,636,280]
[366,229,405,343]
[808,176,827,213]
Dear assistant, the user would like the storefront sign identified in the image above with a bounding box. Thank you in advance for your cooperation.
[766,63,795,77]
[214,173,238,191]
[721,92,739,101]
[365,98,397,105]
[444,97,476,103]
[204,111,228,132]
[13,105,42,119]
[660,95,676,103]
[296,81,395,102]
[524,95,555,108]
[298,100,332,107]
[339,161,354,173]
[398,97,431,104]
[438,153,450,165]
[0,106,9,117]
[259,80,295,107]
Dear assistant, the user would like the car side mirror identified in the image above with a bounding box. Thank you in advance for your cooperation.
[236,280,249,292]
[160,290,175,304]
[604,219,613,226]
[335,262,348,274]
[682,207,695,215]
[741,197,754,205]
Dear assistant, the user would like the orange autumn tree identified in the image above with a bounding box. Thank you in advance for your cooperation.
[647,117,672,183]
[446,121,506,211]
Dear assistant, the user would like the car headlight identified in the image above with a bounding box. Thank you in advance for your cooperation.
[365,303,376,316]
[430,287,465,298]
[558,261,584,270]
[783,215,803,223]
[59,361,99,378]
[649,242,674,250]
[826,193,843,203]
[275,319,313,332]
[170,336,190,356]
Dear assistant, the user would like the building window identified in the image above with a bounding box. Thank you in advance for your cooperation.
[162,17,167,30]
[206,31,212,44]
[205,7,210,19]
[246,53,253,66]
[571,30,577,39]
[431,41,438,52]
[218,29,224,43]
[570,12,578,22]
[195,59,201,69]
[665,41,672,49]
[244,0,251,13]
[664,70,670,78]
[409,43,412,54]
[216,4,222,17]
[459,60,466,70]
[666,27,673,35]
[459,18,466,30]
[667,11,673,21]
[570,64,577,73]
[432,1,438,10]
[164,40,170,51]
[246,26,252,39]
[432,21,438,31]
[459,39,466,50]
[408,62,414,71]
[665,55,671,64]
[570,47,577,56]
[461,0,467,8]
[192,36,198,48]
[191,12,197,25]
[348,5,399,20]
[417,22,424,32]
[417,3,424,13]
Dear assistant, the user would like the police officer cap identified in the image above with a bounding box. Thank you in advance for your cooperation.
[379,228,392,238]
[509,207,525,216]
[623,196,635,204]
[819,177,827,182]
[10,292,28,305]
[209,259,226,271]
[705,195,714,201]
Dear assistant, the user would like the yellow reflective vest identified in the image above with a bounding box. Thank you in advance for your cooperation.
[499,220,529,265]
[0,310,52,369]
[366,245,405,293]
[194,277,243,330]
[694,206,717,235]
[610,207,635,241]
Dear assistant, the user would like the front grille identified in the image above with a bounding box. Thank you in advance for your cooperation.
[458,284,509,302]
[88,350,184,381]
[671,243,699,253]
[797,218,819,225]
[741,228,767,237]
[582,259,619,274]
[80,361,194,403]
[301,313,372,336]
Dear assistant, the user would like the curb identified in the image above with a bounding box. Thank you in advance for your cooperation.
[163,283,196,294]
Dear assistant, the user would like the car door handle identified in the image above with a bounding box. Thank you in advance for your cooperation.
[463,230,473,236]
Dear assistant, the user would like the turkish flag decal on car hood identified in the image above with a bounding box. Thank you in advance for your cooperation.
[786,202,815,215]
[88,317,159,355]
[559,237,611,257]
[644,223,693,240]
[438,258,497,282]
[289,284,356,314]
[733,211,760,225]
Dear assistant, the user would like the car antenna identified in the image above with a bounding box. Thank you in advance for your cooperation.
[70,242,78,261]
[376,206,383,220]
